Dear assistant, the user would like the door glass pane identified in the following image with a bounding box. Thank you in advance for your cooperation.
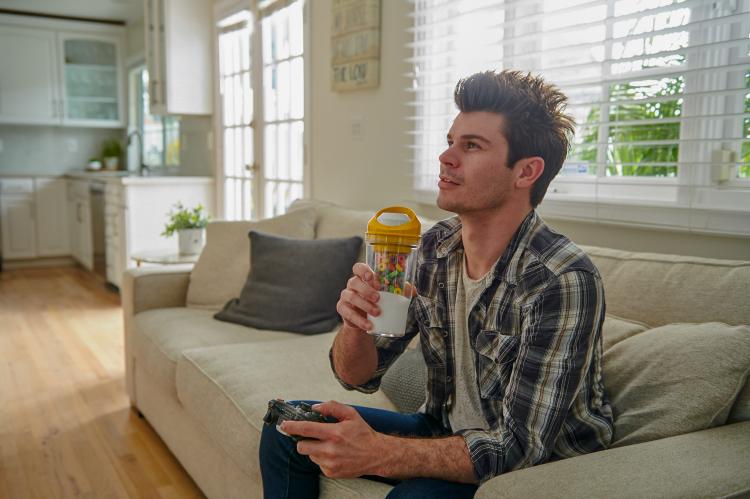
[261,0,305,218]
[289,2,303,56]
[219,10,255,220]
[291,56,304,119]
[264,124,277,178]
[290,121,304,181]
[278,123,289,180]
[264,65,277,122]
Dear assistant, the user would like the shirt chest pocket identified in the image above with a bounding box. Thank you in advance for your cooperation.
[413,295,446,367]
[474,329,519,400]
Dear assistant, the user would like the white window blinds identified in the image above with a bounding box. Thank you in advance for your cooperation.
[408,0,750,200]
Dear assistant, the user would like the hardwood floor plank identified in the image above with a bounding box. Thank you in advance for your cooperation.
[0,268,204,499]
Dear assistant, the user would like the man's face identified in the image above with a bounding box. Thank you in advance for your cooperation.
[436,111,515,215]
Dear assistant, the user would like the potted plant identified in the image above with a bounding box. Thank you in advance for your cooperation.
[101,138,123,170]
[161,203,210,255]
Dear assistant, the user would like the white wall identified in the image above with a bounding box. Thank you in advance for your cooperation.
[305,1,750,260]
[309,0,413,211]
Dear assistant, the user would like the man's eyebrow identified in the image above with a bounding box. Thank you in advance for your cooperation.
[446,133,491,144]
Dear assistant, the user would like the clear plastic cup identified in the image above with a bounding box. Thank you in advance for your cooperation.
[365,207,421,337]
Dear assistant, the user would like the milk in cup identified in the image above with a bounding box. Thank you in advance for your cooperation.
[365,207,421,337]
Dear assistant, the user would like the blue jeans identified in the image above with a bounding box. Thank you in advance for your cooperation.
[259,401,478,499]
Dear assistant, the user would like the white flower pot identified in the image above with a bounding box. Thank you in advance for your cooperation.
[178,228,204,255]
[103,156,119,170]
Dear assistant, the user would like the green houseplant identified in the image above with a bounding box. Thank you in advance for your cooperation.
[162,203,210,255]
[101,138,123,170]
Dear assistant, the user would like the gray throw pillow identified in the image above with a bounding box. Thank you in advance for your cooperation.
[214,231,362,334]
[381,345,427,413]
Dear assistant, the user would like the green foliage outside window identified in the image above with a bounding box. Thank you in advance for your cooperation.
[741,70,750,178]
[572,77,683,177]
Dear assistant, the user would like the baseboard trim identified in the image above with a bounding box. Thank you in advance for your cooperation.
[3,256,77,270]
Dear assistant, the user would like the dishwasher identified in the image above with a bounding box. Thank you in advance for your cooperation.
[89,181,106,279]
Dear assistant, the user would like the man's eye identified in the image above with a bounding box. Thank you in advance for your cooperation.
[446,141,453,147]
[466,141,479,149]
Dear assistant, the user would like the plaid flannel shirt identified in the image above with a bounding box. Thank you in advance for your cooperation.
[331,210,614,483]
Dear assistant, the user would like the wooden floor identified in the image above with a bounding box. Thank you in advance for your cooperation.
[0,267,204,499]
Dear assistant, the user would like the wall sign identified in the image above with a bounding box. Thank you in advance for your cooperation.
[331,0,380,91]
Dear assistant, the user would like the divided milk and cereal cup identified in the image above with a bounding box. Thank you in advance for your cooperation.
[365,206,421,337]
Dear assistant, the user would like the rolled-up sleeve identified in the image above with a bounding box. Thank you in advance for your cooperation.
[329,302,420,393]
[456,269,606,483]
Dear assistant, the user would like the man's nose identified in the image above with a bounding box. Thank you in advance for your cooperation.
[439,147,457,169]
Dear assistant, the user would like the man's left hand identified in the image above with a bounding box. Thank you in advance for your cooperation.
[280,400,388,479]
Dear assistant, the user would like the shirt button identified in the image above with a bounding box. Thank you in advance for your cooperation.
[442,330,448,337]
[446,376,453,383]
[438,282,445,288]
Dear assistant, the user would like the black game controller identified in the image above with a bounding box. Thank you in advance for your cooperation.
[263,400,337,442]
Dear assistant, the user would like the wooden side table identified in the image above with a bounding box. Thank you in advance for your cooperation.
[131,251,200,267]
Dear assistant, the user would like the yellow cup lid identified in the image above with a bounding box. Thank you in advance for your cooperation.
[366,206,421,246]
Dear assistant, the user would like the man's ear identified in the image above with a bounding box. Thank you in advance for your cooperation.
[514,157,545,189]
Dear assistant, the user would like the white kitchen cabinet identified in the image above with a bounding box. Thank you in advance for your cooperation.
[58,33,125,127]
[0,27,60,125]
[0,189,37,259]
[144,0,212,115]
[104,182,125,287]
[0,16,124,127]
[67,180,94,271]
[34,178,70,256]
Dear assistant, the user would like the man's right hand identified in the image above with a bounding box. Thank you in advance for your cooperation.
[336,262,381,333]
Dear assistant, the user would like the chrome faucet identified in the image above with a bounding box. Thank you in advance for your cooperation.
[126,129,150,176]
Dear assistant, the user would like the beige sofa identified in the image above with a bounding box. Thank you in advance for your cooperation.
[123,199,750,499]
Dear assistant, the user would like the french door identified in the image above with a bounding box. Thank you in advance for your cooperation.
[216,0,307,221]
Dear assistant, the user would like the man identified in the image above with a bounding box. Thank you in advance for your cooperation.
[259,70,613,498]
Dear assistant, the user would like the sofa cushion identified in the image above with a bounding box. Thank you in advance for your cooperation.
[604,322,750,447]
[214,231,362,334]
[186,208,316,311]
[601,314,649,351]
[380,346,427,413]
[289,199,439,263]
[581,246,750,327]
[133,307,301,390]
[175,333,397,479]
[728,382,750,423]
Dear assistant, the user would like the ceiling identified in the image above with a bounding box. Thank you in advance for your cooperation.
[0,0,143,23]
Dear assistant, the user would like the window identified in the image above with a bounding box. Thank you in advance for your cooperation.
[409,0,750,235]
[216,1,306,221]
[129,65,180,168]
[741,69,750,179]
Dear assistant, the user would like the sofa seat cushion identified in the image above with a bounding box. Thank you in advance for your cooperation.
[175,332,397,479]
[133,307,301,390]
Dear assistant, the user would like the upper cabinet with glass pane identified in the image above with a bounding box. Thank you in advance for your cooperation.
[59,34,124,127]
[0,14,125,128]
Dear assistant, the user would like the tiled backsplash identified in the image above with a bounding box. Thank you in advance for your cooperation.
[0,125,123,174]
[0,115,212,176]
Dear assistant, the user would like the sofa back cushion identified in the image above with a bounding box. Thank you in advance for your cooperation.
[186,208,316,311]
[604,322,750,447]
[581,246,750,327]
[289,199,439,262]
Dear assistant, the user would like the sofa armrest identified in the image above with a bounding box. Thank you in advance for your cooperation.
[122,266,192,406]
[122,266,192,316]
[476,422,750,499]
